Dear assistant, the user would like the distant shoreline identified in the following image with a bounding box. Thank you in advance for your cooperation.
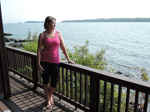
[62,18,150,22]
[24,18,150,23]
[24,21,44,23]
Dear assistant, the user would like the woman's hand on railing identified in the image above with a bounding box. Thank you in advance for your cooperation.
[67,59,75,64]
[38,64,44,72]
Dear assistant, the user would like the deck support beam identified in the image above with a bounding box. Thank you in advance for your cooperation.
[0,1,11,99]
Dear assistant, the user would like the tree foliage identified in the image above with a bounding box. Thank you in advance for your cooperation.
[140,68,149,81]
[67,40,107,70]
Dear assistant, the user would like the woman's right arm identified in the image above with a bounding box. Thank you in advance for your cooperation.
[37,33,44,71]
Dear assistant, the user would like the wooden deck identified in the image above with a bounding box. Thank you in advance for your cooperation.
[1,74,80,112]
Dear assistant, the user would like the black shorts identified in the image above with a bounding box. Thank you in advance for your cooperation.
[41,62,60,88]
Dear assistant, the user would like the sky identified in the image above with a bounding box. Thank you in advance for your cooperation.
[1,0,150,23]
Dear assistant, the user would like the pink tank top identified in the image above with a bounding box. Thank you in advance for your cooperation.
[41,31,60,64]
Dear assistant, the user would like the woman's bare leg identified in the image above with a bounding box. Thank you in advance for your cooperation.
[43,84,50,105]
[48,87,55,105]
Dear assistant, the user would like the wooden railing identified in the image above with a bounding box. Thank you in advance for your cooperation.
[6,46,150,112]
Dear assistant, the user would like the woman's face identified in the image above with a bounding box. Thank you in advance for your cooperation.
[48,21,56,31]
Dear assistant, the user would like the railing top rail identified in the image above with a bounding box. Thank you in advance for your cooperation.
[60,62,150,93]
[6,46,37,57]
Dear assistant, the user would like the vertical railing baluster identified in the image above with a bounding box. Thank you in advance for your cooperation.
[19,55,22,70]
[12,51,14,69]
[11,51,13,68]
[11,51,14,68]
[20,54,23,73]
[26,56,29,75]
[80,72,83,104]
[84,74,88,106]
[144,93,148,112]
[11,51,14,69]
[70,70,73,99]
[14,53,17,70]
[24,55,27,74]
[29,56,32,76]
[56,66,61,100]
[117,85,122,112]
[75,71,77,110]
[10,51,12,68]
[75,71,77,102]
[125,88,130,112]
[16,54,19,71]
[103,81,107,112]
[110,83,114,112]
[66,68,69,97]
[95,79,100,112]
[12,51,14,68]
[17,53,19,69]
[9,51,11,68]
[58,66,61,93]
[31,56,38,90]
[17,54,20,70]
[15,54,18,70]
[20,54,23,72]
[134,90,139,112]
[62,67,64,95]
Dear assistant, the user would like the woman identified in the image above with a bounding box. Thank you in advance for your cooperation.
[37,16,74,109]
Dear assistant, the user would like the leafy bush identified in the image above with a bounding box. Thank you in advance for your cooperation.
[140,68,149,81]
[67,40,107,70]
[23,33,38,53]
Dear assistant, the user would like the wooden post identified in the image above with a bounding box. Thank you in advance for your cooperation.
[31,56,38,90]
[89,75,100,112]
[0,59,4,98]
[0,1,11,99]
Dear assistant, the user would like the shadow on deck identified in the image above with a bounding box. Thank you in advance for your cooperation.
[2,75,79,112]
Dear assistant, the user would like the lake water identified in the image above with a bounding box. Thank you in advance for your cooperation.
[3,22,150,78]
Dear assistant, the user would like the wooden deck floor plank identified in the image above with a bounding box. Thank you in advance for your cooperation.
[4,76,77,112]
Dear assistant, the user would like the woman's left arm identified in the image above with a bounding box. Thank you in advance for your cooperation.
[58,31,74,64]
